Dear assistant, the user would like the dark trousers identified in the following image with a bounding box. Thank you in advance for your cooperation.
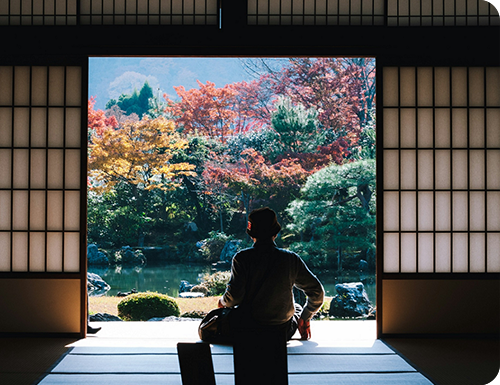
[230,305,302,385]
[233,325,288,385]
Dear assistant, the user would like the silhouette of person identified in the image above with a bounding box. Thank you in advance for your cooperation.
[218,207,324,340]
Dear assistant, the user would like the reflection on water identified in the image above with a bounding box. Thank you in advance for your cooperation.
[88,264,213,297]
[88,264,376,304]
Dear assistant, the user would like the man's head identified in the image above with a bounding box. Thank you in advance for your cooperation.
[246,207,281,240]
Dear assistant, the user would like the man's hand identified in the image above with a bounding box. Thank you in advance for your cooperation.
[298,318,311,340]
[217,298,224,308]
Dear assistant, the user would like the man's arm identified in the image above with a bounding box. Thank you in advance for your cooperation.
[294,258,325,321]
[294,258,324,340]
[220,255,246,308]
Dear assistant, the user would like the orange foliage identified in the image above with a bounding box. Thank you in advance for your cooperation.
[88,96,118,138]
[164,81,239,143]
[88,117,196,192]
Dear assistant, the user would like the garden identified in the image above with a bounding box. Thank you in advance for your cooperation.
[87,58,376,321]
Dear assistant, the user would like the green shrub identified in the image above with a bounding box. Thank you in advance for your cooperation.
[199,231,232,263]
[190,284,209,295]
[199,271,231,296]
[117,292,180,321]
[113,246,147,266]
[181,310,207,319]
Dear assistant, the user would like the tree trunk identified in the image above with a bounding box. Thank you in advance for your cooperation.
[356,184,372,211]
[132,184,145,247]
[241,191,251,227]
[182,175,208,231]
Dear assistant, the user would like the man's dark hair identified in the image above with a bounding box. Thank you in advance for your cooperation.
[246,207,281,239]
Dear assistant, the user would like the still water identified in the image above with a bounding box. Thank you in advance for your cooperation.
[88,263,376,304]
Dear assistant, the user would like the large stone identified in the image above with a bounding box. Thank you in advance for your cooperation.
[329,282,374,318]
[87,272,110,296]
[220,239,242,263]
[115,246,147,266]
[117,289,138,297]
[90,313,123,322]
[179,280,195,293]
[185,222,198,232]
[87,244,109,266]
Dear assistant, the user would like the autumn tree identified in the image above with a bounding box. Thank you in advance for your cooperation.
[88,96,118,139]
[88,116,196,246]
[165,80,274,143]
[231,79,275,132]
[89,116,195,192]
[271,58,376,133]
[203,148,310,228]
[165,81,239,143]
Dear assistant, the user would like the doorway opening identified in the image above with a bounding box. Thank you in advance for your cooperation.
[87,57,376,323]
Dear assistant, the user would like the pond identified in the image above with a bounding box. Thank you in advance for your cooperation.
[88,263,376,304]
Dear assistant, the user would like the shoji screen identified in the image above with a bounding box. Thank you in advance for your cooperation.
[0,66,83,273]
[0,0,218,25]
[380,66,500,335]
[387,0,499,26]
[248,0,386,25]
[0,65,85,334]
[382,67,500,274]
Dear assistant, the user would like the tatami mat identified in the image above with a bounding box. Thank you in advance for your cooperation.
[69,339,393,355]
[37,321,435,385]
[38,372,434,385]
[49,350,416,374]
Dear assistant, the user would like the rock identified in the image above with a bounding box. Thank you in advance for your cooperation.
[190,284,209,296]
[329,282,374,318]
[179,292,205,298]
[87,272,110,296]
[179,280,195,293]
[117,289,137,297]
[185,222,198,232]
[115,246,147,266]
[220,240,242,263]
[89,313,123,322]
[87,244,109,266]
[181,310,207,319]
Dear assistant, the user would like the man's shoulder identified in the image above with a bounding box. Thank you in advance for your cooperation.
[236,246,254,255]
[234,244,300,260]
[275,247,298,257]
[233,247,255,259]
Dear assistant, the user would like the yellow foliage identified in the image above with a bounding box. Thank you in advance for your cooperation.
[89,117,196,192]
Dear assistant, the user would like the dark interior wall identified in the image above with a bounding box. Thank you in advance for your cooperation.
[382,279,500,335]
[0,279,81,334]
[0,4,498,336]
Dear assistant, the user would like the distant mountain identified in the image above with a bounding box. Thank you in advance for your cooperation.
[88,57,254,110]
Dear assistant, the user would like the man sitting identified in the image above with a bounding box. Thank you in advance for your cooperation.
[218,207,325,340]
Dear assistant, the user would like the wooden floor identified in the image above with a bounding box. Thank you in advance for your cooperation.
[1,321,498,385]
